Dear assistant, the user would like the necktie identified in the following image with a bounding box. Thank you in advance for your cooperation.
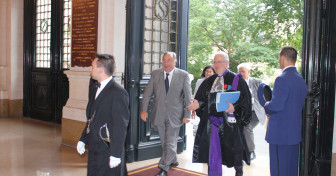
[96,82,101,88]
[165,73,169,93]
[213,77,224,92]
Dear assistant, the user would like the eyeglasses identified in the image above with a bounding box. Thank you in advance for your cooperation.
[213,61,226,64]
[162,59,175,63]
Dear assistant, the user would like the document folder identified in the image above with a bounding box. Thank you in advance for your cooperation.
[216,91,240,112]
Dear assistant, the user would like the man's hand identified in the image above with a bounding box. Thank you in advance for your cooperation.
[225,101,235,113]
[140,111,148,122]
[187,99,200,111]
[76,141,85,155]
[109,156,121,168]
[182,118,190,124]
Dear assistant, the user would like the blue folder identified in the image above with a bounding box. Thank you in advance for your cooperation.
[216,91,240,112]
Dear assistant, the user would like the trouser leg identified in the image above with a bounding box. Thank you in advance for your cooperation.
[269,144,299,176]
[243,112,259,152]
[157,119,180,171]
[234,165,243,176]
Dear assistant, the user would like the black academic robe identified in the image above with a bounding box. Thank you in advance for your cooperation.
[80,78,130,176]
[192,70,252,167]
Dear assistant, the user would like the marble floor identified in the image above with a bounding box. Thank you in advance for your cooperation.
[0,117,270,176]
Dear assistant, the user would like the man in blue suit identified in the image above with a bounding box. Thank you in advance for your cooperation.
[263,47,308,176]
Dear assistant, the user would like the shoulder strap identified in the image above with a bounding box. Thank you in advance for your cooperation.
[231,73,242,90]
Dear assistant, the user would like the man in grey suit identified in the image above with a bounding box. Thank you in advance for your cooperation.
[140,52,192,176]
[238,63,266,160]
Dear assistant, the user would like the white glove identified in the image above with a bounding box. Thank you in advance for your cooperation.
[76,141,85,155]
[109,156,121,168]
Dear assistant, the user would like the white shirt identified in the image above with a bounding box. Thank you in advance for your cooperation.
[244,78,250,87]
[164,68,175,86]
[95,76,113,99]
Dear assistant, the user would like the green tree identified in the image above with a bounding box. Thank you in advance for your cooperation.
[188,0,258,84]
[188,0,304,84]
[252,0,304,53]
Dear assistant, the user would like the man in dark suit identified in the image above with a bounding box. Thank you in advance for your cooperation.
[140,52,192,176]
[263,47,307,176]
[77,54,130,176]
[237,63,266,160]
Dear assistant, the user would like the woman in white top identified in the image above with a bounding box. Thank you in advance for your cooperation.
[192,65,215,136]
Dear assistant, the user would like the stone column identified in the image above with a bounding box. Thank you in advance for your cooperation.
[0,0,23,117]
[62,67,90,145]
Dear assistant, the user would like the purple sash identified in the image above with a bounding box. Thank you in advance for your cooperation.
[218,69,229,77]
[209,115,224,176]
[231,73,242,90]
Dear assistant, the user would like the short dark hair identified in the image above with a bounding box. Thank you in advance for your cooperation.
[280,46,297,63]
[95,54,115,76]
[201,65,215,77]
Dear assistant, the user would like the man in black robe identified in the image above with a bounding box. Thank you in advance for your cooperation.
[188,51,252,176]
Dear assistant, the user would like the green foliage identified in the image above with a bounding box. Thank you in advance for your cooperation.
[229,42,279,72]
[188,0,303,83]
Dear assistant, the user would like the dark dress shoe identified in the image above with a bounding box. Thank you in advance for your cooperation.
[156,169,167,176]
[234,166,243,176]
[169,162,179,168]
[250,151,256,160]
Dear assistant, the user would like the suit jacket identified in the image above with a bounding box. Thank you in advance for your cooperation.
[248,77,266,125]
[264,67,307,145]
[80,78,130,158]
[141,68,192,128]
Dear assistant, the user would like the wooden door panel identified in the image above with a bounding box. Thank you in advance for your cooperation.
[31,71,52,121]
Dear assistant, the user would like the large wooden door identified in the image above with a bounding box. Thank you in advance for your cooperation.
[23,0,69,123]
[124,0,189,162]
